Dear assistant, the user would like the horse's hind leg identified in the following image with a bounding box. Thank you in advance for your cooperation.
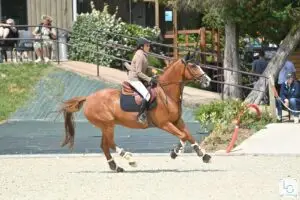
[106,133,137,167]
[100,126,124,172]
[112,145,137,167]
[101,123,137,168]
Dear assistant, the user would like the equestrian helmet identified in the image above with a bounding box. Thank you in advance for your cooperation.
[137,37,151,47]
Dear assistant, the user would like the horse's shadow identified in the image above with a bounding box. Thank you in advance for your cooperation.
[70,169,226,174]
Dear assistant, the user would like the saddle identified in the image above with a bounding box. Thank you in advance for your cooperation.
[120,81,158,112]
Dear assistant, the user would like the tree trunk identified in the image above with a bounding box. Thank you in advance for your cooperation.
[223,22,240,99]
[244,27,300,104]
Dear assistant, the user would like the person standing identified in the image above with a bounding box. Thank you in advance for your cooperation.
[277,60,296,93]
[251,50,268,81]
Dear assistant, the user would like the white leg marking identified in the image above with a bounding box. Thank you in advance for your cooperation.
[191,143,206,156]
[116,146,137,167]
[178,140,186,154]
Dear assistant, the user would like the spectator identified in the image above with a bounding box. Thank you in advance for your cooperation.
[277,60,296,93]
[276,73,300,123]
[32,15,56,63]
[0,18,19,61]
[252,50,268,81]
[0,18,18,42]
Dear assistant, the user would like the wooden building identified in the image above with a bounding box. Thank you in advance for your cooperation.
[0,0,202,33]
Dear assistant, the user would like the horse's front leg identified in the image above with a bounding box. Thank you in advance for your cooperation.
[174,119,211,163]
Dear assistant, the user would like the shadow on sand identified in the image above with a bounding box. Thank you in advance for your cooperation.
[70,169,226,174]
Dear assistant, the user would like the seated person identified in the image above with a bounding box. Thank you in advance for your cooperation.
[0,18,18,42]
[277,60,296,93]
[32,15,56,63]
[276,73,300,123]
[0,18,19,61]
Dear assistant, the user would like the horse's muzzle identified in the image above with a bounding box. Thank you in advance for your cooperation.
[200,74,211,88]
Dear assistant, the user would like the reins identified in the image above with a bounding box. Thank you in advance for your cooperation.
[155,61,207,105]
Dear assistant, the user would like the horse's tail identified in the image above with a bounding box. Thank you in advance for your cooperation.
[59,96,87,150]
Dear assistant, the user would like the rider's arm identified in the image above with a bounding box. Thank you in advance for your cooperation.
[134,54,152,83]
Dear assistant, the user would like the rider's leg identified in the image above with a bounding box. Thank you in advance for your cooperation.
[128,80,151,123]
[128,80,151,101]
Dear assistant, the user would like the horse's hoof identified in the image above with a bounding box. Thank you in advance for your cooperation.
[116,166,125,172]
[170,150,178,159]
[202,154,211,163]
[129,161,137,167]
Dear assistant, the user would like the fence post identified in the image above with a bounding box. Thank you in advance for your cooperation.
[173,6,178,59]
[96,39,99,77]
[268,75,277,119]
[200,28,206,63]
[56,28,60,64]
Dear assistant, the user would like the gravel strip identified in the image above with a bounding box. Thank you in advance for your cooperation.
[1,154,300,200]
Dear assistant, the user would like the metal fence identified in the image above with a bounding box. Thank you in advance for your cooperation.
[0,25,70,64]
[0,24,269,101]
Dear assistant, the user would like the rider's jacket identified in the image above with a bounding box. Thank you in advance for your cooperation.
[128,49,152,84]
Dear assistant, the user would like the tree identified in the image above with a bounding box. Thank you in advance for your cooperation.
[244,27,300,104]
[244,1,300,104]
[162,0,300,102]
[167,0,242,99]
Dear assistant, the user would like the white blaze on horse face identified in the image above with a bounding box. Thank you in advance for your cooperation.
[196,65,205,76]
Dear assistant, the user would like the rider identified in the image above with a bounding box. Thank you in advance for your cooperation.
[128,37,158,124]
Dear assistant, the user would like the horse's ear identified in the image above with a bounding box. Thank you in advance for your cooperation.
[182,51,190,64]
[186,51,190,60]
[191,50,196,59]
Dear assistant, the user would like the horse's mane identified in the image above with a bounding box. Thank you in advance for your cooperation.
[163,58,180,72]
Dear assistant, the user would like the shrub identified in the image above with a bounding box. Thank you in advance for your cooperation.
[194,99,275,150]
[69,2,161,68]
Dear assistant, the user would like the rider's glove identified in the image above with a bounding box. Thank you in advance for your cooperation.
[150,76,158,87]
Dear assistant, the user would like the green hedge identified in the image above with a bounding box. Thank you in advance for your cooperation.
[195,99,275,150]
[69,2,161,68]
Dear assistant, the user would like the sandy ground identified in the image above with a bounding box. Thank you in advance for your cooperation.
[1,154,300,200]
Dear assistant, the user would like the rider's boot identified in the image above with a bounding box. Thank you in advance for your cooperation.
[137,98,148,124]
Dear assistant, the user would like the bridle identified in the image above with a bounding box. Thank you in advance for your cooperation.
[155,57,208,106]
[152,57,208,123]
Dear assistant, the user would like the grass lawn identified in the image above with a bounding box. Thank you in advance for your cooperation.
[0,63,54,122]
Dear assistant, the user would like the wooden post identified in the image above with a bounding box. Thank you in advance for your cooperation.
[155,0,159,28]
[212,29,216,62]
[215,29,221,64]
[200,28,206,63]
[173,6,178,59]
[268,75,277,119]
[185,32,188,48]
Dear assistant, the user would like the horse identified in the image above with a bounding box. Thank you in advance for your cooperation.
[59,51,212,172]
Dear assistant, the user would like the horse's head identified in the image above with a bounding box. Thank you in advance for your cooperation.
[179,51,211,88]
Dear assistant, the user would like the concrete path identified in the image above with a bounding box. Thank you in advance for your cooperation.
[56,61,221,107]
[0,154,299,200]
[232,123,300,155]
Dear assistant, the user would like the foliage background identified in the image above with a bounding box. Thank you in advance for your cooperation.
[0,63,52,122]
[69,2,161,69]
[194,99,275,150]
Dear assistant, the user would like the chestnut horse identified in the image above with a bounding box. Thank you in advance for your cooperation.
[60,52,212,172]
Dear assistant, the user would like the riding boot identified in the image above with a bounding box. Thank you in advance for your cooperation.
[137,98,148,124]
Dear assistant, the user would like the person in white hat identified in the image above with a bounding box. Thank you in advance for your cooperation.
[32,15,57,63]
